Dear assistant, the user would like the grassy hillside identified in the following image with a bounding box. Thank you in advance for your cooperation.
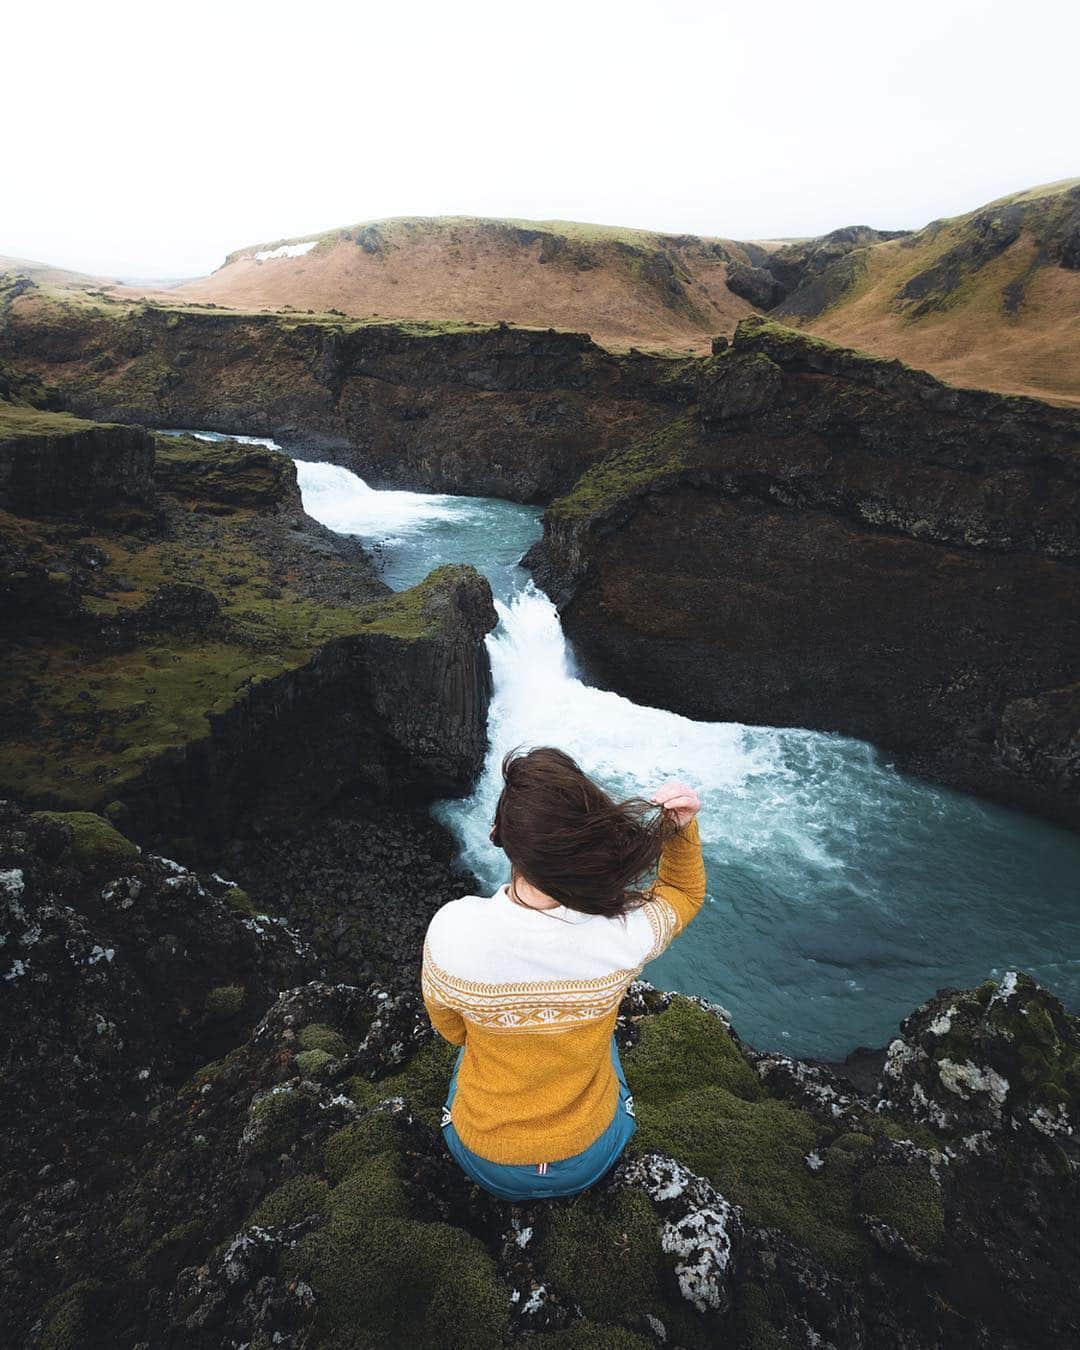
[791,179,1080,403]
[139,215,760,354]
[6,181,1080,397]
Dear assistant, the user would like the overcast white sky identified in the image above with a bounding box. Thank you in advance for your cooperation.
[5,0,1077,279]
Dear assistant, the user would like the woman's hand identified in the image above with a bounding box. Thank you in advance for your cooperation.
[650,780,701,830]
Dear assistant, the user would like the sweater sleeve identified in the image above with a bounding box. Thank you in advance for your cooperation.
[642,817,707,960]
[421,934,468,1046]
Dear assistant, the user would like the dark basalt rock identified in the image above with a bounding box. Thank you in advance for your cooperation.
[766,225,911,319]
[119,563,498,851]
[0,420,156,515]
[527,318,1080,827]
[1,295,702,503]
[724,261,786,310]
[3,808,1077,1350]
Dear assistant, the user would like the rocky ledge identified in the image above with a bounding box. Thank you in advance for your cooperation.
[0,413,497,854]
[2,799,1077,1349]
[1,282,699,502]
[526,317,1080,827]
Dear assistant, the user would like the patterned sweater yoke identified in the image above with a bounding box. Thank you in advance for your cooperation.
[420,818,707,1164]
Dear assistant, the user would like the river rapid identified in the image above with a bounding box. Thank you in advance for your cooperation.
[171,434,1080,1060]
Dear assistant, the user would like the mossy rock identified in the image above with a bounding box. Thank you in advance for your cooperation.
[223,885,260,917]
[622,996,762,1103]
[298,1022,348,1059]
[131,1218,205,1279]
[296,1048,335,1079]
[856,1162,945,1254]
[249,1173,330,1229]
[539,1188,663,1322]
[624,997,864,1271]
[286,1147,508,1349]
[525,1323,655,1349]
[248,1089,307,1154]
[32,810,139,869]
[324,1110,400,1183]
[364,1036,460,1130]
[204,984,246,1020]
[730,1282,787,1350]
[40,1280,104,1350]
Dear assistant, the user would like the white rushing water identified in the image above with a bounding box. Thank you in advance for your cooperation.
[167,436,1080,1059]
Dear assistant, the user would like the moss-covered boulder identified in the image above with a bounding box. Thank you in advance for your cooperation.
[31,809,140,870]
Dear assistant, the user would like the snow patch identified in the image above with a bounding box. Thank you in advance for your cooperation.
[254,241,317,262]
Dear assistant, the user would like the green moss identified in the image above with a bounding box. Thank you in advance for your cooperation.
[324,1111,399,1183]
[621,998,762,1103]
[204,983,246,1019]
[623,996,863,1271]
[546,416,695,524]
[40,1280,103,1350]
[0,403,105,443]
[298,1022,349,1059]
[731,1282,786,1350]
[856,1162,945,1253]
[539,1188,662,1321]
[249,1089,306,1154]
[31,810,139,868]
[525,1324,655,1350]
[249,1173,330,1228]
[223,885,260,917]
[286,1145,509,1349]
[296,1048,335,1079]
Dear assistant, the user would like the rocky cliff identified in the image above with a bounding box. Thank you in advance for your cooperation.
[527,318,1080,827]
[1,409,497,855]
[1,281,697,501]
[2,799,1077,1348]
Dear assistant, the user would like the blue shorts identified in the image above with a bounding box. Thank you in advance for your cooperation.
[439,1033,638,1200]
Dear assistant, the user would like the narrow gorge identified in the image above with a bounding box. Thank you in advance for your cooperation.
[2,273,1078,1349]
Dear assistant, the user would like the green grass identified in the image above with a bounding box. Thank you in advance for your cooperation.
[546,415,696,525]
[0,403,106,443]
[0,472,471,812]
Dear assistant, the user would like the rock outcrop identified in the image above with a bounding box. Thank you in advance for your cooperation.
[0,415,156,515]
[526,318,1080,826]
[1,419,497,855]
[1,285,699,501]
[2,799,1077,1348]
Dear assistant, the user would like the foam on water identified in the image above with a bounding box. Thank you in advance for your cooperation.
[171,436,1080,1059]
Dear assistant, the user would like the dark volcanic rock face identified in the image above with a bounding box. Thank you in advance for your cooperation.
[3,806,1077,1350]
[766,225,911,318]
[0,420,156,515]
[120,561,498,852]
[1,421,498,856]
[527,318,1080,826]
[2,294,699,502]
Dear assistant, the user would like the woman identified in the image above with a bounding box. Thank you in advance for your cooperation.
[421,745,705,1201]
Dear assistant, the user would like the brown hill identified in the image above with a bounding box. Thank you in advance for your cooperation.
[775,180,1080,404]
[7,181,1079,400]
[137,217,764,353]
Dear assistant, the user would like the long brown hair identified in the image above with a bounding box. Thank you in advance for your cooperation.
[490,745,681,921]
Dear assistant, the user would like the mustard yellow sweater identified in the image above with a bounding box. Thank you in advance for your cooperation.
[420,818,707,1164]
